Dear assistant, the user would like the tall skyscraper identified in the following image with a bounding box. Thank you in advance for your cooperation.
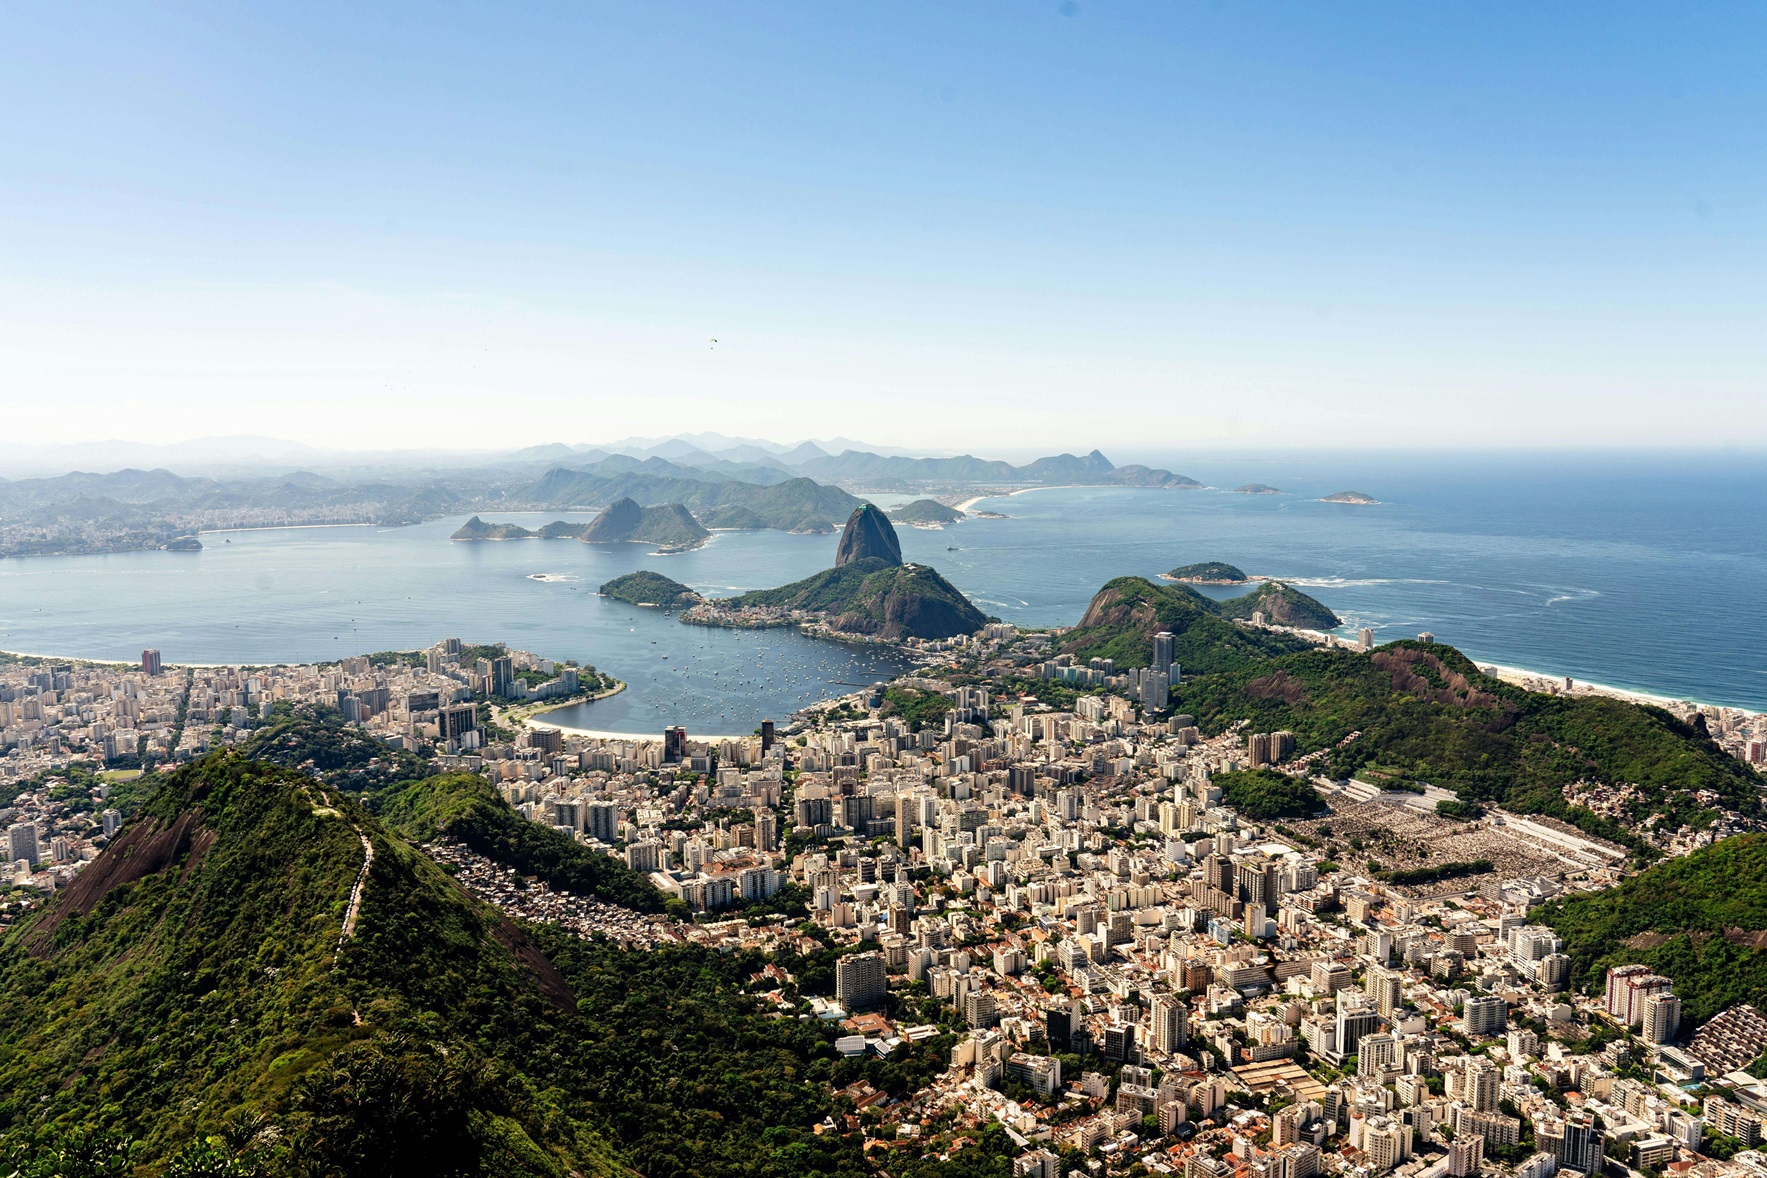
[1150,993,1188,1054]
[489,656,514,698]
[895,793,916,849]
[1139,669,1169,715]
[587,801,620,844]
[141,648,162,676]
[437,703,478,744]
[1642,993,1682,1044]
[1357,628,1375,652]
[1462,995,1508,1037]
[835,952,888,1011]
[7,822,41,867]
[663,726,687,763]
[1153,631,1176,677]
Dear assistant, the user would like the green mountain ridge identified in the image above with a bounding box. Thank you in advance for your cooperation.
[1174,639,1765,852]
[378,772,671,915]
[1061,576,1313,673]
[0,754,631,1175]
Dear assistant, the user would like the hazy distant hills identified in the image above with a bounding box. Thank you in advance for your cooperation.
[0,435,1215,557]
[530,468,860,533]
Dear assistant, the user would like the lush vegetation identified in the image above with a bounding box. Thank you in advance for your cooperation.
[886,499,963,525]
[1213,769,1327,820]
[597,571,701,608]
[1211,582,1340,630]
[580,499,710,548]
[0,743,1021,1177]
[1061,576,1308,673]
[1164,561,1247,583]
[733,557,987,640]
[1538,833,1767,1024]
[882,687,954,733]
[0,753,628,1175]
[377,772,668,914]
[1173,641,1763,852]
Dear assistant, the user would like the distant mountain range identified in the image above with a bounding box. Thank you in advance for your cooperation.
[0,438,1212,557]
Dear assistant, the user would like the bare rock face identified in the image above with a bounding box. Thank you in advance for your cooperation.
[834,504,902,568]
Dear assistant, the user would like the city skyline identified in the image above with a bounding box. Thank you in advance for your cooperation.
[4,5,1766,451]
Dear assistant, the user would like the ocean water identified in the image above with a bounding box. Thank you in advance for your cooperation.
[0,452,1762,724]
[921,451,1767,711]
[0,516,913,737]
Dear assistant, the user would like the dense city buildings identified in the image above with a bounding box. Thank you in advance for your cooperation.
[9,618,1767,1178]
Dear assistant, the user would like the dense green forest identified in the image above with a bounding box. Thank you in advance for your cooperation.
[598,570,702,607]
[0,754,629,1175]
[1060,577,1309,673]
[1537,833,1767,1024]
[1173,641,1762,852]
[882,686,955,733]
[1213,769,1327,820]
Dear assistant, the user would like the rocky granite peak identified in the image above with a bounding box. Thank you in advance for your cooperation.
[834,503,902,567]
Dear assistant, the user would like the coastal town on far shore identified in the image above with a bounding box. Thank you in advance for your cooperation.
[7,599,1767,1178]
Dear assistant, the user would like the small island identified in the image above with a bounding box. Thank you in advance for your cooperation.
[451,516,536,541]
[886,499,964,527]
[598,571,703,608]
[1232,483,1283,495]
[1162,561,1249,585]
[1320,490,1381,505]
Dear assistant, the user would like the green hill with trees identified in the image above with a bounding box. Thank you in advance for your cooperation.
[1537,833,1767,1024]
[598,570,702,608]
[378,772,668,914]
[1060,576,1311,673]
[1173,640,1764,854]
[1213,581,1341,630]
[0,741,956,1178]
[1164,561,1248,583]
[0,753,632,1175]
[1214,768,1328,820]
[731,557,987,640]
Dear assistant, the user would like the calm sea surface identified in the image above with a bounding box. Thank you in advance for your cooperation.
[0,452,1762,726]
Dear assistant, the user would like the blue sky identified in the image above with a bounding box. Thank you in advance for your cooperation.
[2,3,1763,452]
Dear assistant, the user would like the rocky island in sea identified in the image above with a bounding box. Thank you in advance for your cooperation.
[1162,560,1249,584]
[1232,483,1283,495]
[679,504,987,640]
[451,498,711,551]
[1319,490,1381,504]
[598,570,703,608]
